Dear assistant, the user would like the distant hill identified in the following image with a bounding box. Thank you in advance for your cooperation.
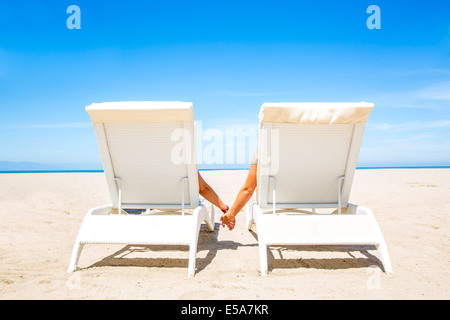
[0,161,64,171]
[0,161,103,171]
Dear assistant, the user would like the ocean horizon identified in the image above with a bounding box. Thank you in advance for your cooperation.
[1,166,449,174]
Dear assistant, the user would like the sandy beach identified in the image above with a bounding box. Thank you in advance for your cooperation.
[0,169,448,300]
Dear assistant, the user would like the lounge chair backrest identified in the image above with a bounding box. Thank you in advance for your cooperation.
[86,101,199,210]
[256,102,373,210]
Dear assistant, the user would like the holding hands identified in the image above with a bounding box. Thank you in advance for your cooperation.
[220,212,236,231]
[220,205,236,231]
[198,164,257,233]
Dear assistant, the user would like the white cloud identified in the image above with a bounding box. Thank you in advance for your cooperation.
[378,134,434,144]
[368,120,450,132]
[370,81,450,109]
[7,122,91,129]
[214,90,292,97]
[415,81,450,101]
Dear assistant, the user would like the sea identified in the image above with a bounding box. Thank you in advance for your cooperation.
[1,166,449,174]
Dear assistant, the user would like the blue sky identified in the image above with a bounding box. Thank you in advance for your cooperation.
[0,0,449,169]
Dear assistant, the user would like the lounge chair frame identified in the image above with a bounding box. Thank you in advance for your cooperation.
[68,102,214,277]
[246,103,393,276]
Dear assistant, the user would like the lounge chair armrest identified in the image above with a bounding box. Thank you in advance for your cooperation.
[347,203,373,216]
[87,204,114,216]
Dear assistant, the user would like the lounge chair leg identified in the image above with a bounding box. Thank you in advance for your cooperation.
[377,239,393,277]
[246,203,254,230]
[259,242,268,276]
[67,242,84,273]
[205,204,214,231]
[188,242,197,278]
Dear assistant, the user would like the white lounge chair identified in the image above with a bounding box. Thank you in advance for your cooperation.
[68,101,215,277]
[246,102,393,276]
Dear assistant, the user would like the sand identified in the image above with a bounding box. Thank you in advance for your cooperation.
[0,169,448,300]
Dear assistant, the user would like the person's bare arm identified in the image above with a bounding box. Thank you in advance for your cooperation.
[220,164,257,230]
[198,172,228,213]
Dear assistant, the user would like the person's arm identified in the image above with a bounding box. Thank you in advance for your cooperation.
[220,164,257,230]
[198,172,228,213]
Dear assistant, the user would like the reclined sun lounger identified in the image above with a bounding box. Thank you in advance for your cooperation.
[68,101,214,277]
[247,102,393,276]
